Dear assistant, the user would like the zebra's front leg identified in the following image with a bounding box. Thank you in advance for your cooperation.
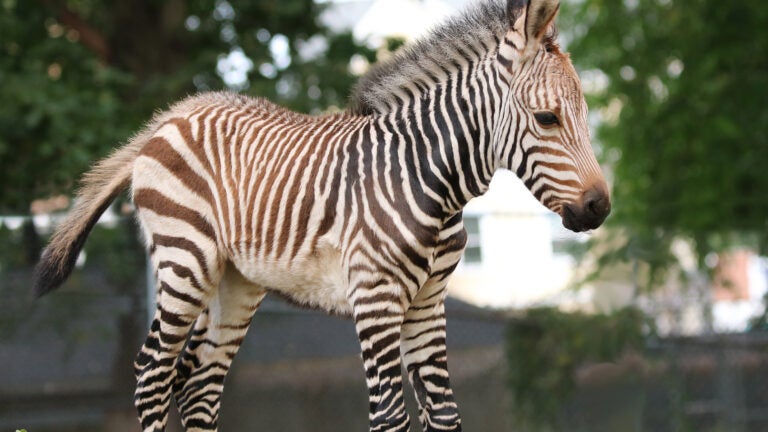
[173,265,265,431]
[401,289,461,431]
[351,281,411,432]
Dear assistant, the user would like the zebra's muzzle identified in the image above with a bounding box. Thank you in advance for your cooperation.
[561,184,611,232]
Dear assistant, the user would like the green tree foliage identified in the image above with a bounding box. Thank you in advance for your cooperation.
[0,0,374,212]
[561,0,768,283]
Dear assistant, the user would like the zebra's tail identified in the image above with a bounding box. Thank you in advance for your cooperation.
[33,129,152,298]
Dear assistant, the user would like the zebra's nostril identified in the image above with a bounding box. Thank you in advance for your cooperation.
[582,187,610,219]
[585,198,596,215]
[585,195,602,216]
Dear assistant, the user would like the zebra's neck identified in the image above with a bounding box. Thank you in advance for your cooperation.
[347,1,510,215]
[369,53,501,216]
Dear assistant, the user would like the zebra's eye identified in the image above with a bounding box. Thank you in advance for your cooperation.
[534,111,560,127]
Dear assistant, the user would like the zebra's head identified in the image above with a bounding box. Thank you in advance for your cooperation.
[494,0,610,232]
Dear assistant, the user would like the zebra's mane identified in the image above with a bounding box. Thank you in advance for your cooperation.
[347,0,505,116]
[347,0,560,116]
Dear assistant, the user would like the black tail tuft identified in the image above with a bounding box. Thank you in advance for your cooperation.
[32,203,107,299]
[33,247,80,298]
[33,253,65,298]
[31,110,149,299]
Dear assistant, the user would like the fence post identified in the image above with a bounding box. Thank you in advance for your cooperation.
[717,337,745,432]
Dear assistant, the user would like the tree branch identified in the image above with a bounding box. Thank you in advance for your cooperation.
[41,0,111,63]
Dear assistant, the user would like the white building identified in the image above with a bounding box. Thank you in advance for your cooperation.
[450,172,587,308]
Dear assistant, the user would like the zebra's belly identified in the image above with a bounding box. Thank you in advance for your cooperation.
[230,242,351,315]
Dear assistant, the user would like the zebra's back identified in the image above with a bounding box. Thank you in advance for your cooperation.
[133,92,366,314]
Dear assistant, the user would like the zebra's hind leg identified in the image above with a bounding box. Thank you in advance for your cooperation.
[173,264,265,431]
[133,237,222,431]
[401,284,461,431]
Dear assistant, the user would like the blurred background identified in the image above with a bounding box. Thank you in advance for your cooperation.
[1,0,768,431]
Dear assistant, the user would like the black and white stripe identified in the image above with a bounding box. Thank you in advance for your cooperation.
[34,1,609,431]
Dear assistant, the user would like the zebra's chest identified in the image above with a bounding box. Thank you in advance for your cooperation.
[230,240,351,315]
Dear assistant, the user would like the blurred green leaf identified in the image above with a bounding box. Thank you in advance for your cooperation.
[561,0,768,291]
[0,0,374,213]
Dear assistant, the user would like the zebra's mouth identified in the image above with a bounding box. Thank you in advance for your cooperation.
[560,182,611,233]
[561,206,587,232]
[561,202,609,233]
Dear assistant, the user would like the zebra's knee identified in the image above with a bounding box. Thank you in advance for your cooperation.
[371,410,410,432]
[173,369,224,431]
[172,334,201,396]
[423,407,461,432]
[173,353,226,412]
[172,345,227,429]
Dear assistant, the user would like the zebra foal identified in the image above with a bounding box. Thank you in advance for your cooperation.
[34,0,610,430]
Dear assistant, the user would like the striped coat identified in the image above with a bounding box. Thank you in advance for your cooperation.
[35,0,610,431]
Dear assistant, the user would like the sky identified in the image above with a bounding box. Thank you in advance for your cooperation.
[219,0,473,88]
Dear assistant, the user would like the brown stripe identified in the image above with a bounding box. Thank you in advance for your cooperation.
[166,117,213,178]
[241,118,275,251]
[291,130,339,259]
[202,105,232,245]
[139,136,214,207]
[260,119,306,256]
[252,115,295,253]
[158,260,205,293]
[135,188,215,240]
[277,123,325,258]
[153,233,214,285]
[231,114,266,244]
[160,281,203,308]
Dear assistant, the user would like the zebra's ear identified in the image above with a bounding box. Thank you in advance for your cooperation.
[506,0,528,27]
[506,0,559,59]
[524,0,559,52]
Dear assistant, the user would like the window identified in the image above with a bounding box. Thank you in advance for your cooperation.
[462,215,482,264]
[549,215,588,258]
